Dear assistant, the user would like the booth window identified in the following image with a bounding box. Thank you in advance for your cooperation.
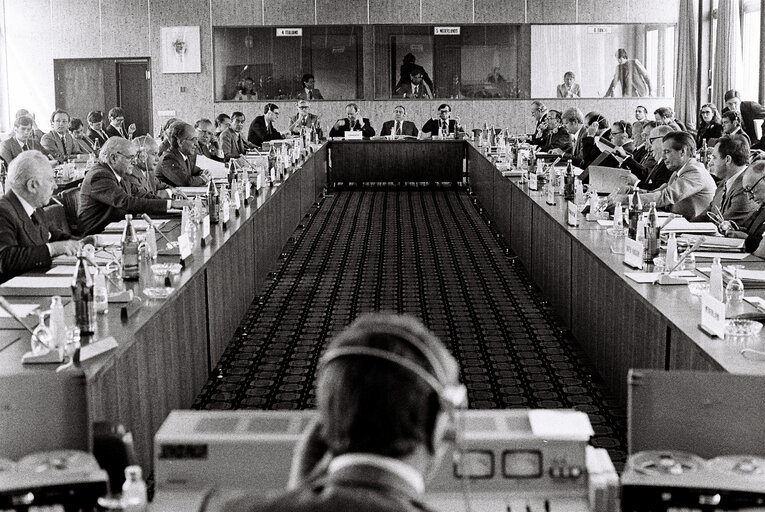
[213,26,363,102]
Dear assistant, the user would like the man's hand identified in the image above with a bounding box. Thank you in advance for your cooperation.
[127,123,137,136]
[550,148,565,155]
[170,199,193,210]
[48,240,80,257]
[613,146,628,159]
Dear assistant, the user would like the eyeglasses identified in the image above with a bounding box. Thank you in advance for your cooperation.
[649,136,663,143]
[115,152,138,162]
[744,175,765,199]
[299,106,310,110]
[612,130,624,136]
[439,110,450,114]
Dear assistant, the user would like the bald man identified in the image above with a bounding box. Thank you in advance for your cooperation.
[157,122,210,187]
[0,151,79,282]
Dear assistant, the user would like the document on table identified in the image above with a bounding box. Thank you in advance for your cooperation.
[0,303,40,328]
[661,218,718,234]
[176,187,209,196]
[46,265,76,275]
[624,271,704,284]
[0,276,73,296]
[196,154,228,178]
[732,269,765,282]
[692,252,749,260]
[103,219,167,233]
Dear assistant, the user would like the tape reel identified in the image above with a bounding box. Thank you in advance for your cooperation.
[708,456,765,479]
[17,450,100,473]
[630,451,707,476]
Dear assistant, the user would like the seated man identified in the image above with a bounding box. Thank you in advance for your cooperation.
[610,120,635,154]
[288,100,321,137]
[539,109,571,153]
[380,105,419,138]
[157,122,210,187]
[224,312,466,512]
[0,151,80,282]
[723,89,765,150]
[720,110,751,146]
[126,135,173,197]
[617,125,673,190]
[395,69,433,99]
[551,107,585,164]
[248,103,284,148]
[627,120,658,169]
[219,112,255,161]
[692,135,757,225]
[725,162,765,255]
[105,107,136,139]
[528,101,550,147]
[195,118,225,162]
[41,109,83,163]
[0,116,46,166]
[86,110,110,149]
[556,71,580,98]
[296,73,324,101]
[78,137,190,235]
[421,104,462,139]
[611,132,716,220]
[70,118,96,154]
[654,107,684,132]
[329,104,375,138]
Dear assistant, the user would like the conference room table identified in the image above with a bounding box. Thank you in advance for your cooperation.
[2,139,765,474]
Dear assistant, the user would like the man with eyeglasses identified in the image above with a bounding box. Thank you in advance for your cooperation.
[723,90,765,151]
[288,100,321,137]
[105,107,137,140]
[380,105,418,138]
[539,110,571,153]
[421,104,462,139]
[195,118,225,162]
[249,103,285,148]
[724,162,765,256]
[157,122,211,187]
[691,135,757,226]
[78,137,191,235]
[125,136,173,197]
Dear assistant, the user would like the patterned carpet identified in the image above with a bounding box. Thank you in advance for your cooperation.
[193,185,627,469]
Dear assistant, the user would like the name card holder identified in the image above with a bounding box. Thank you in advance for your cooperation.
[221,202,231,231]
[178,233,193,268]
[233,190,241,217]
[243,179,252,205]
[256,173,263,192]
[623,238,644,269]
[567,201,579,227]
[545,184,555,206]
[201,215,212,247]
[528,172,538,191]
[699,293,726,338]
[344,131,363,140]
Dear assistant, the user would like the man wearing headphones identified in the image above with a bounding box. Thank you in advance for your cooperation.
[225,313,467,512]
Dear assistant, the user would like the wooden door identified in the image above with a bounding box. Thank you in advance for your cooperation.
[116,60,152,137]
[54,59,107,123]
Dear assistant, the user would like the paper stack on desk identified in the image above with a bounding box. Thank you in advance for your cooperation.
[104,219,167,233]
[0,276,73,296]
[660,218,718,234]
[196,154,228,178]
[0,303,39,328]
[681,234,745,252]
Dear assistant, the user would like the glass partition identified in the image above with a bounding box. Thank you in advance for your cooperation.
[530,24,676,98]
[372,25,528,99]
[213,26,364,101]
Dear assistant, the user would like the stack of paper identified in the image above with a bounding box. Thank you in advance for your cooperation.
[103,219,167,233]
[0,276,72,296]
[196,154,228,178]
[681,234,745,252]
[661,218,718,234]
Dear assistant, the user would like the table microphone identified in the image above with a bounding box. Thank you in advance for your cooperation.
[0,296,40,339]
[141,214,173,245]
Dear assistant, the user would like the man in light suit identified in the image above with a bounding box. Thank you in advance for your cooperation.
[288,100,321,136]
[0,116,47,166]
[621,132,716,220]
[126,135,173,198]
[0,151,79,282]
[692,135,757,225]
[41,109,83,163]
[157,122,210,187]
[223,313,467,512]
[220,112,255,161]
[380,105,418,138]
[78,137,190,235]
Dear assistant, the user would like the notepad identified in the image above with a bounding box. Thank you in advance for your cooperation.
[692,252,749,260]
[0,303,40,328]
[661,218,718,234]
[176,186,209,196]
[103,219,167,233]
[46,266,77,275]
[624,271,703,284]
[528,410,594,440]
[0,276,72,296]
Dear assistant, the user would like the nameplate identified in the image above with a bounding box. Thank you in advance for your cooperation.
[700,293,726,338]
[567,201,579,227]
[233,189,241,212]
[256,173,263,191]
[178,233,192,265]
[623,238,644,269]
[244,179,252,200]
[434,26,460,35]
[221,202,231,226]
[201,215,211,247]
[344,131,363,140]
[528,173,538,191]
[276,28,302,37]
[270,168,276,184]
[545,184,555,205]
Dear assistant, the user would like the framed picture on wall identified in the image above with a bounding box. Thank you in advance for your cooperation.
[161,26,201,74]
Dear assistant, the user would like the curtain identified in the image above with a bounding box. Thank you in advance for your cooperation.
[712,0,744,109]
[675,0,699,131]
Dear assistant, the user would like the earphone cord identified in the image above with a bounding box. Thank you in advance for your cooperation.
[454,409,474,512]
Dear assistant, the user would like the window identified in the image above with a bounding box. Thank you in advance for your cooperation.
[741,0,761,101]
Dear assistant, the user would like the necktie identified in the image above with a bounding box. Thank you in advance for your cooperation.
[308,90,313,100]
[721,184,728,209]
[30,211,39,226]
[267,122,271,135]
[22,142,28,151]
[413,85,418,97]
[396,122,401,136]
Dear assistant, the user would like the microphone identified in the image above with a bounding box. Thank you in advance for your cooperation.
[141,214,173,245]
[666,236,705,274]
[0,297,42,340]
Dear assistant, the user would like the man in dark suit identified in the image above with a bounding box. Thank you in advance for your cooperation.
[539,109,571,153]
[126,136,173,197]
[157,122,210,187]
[380,105,418,138]
[395,69,433,99]
[220,112,254,162]
[0,116,47,166]
[288,100,321,137]
[78,137,190,236]
[222,313,467,512]
[0,151,79,282]
[421,104,462,139]
[617,125,673,189]
[529,101,550,147]
[195,118,225,162]
[720,110,751,146]
[105,107,136,139]
[248,103,285,148]
[86,111,110,150]
[724,90,765,150]
[552,107,584,164]
[329,103,375,138]
[730,162,765,255]
[691,135,756,224]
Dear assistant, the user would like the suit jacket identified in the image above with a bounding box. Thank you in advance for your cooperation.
[297,88,324,101]
[530,113,550,147]
[124,166,171,197]
[421,118,459,138]
[742,205,765,252]
[696,123,723,148]
[77,162,168,236]
[41,130,81,162]
[219,129,249,161]
[738,101,765,146]
[380,120,418,137]
[641,159,716,220]
[289,113,320,136]
[556,83,581,98]
[691,171,758,224]
[395,82,433,99]
[105,124,128,139]
[157,148,207,187]
[248,115,284,148]
[223,462,433,512]
[329,118,375,138]
[87,128,110,148]
[541,127,572,153]
[0,190,71,282]
[75,137,96,154]
[196,140,225,162]
[0,137,45,166]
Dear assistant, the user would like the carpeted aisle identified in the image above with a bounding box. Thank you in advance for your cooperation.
[193,186,627,468]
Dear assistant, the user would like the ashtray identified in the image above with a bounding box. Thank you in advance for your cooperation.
[150,263,182,275]
[725,319,763,337]
[143,287,174,300]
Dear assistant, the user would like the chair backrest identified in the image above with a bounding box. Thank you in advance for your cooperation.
[42,202,71,236]
[57,186,80,236]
